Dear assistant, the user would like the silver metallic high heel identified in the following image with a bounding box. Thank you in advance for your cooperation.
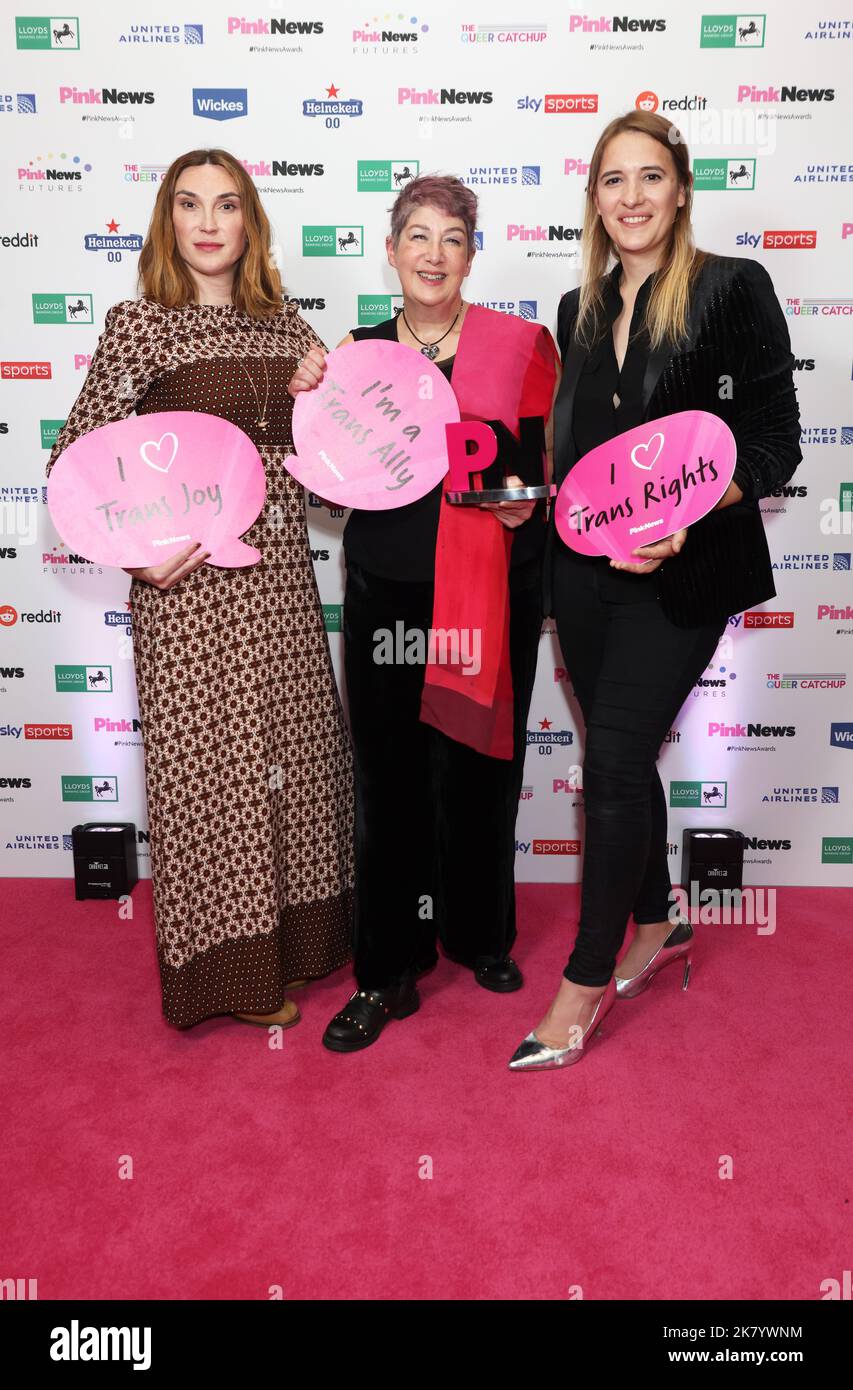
[614,918,694,999]
[507,976,617,1071]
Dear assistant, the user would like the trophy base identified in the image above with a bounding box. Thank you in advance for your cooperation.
[446,483,556,505]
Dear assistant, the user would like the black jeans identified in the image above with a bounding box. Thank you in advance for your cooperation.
[553,552,726,986]
[344,556,543,991]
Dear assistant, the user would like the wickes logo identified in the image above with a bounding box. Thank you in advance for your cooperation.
[192,88,248,121]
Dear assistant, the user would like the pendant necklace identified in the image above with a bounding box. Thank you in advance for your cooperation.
[236,357,270,431]
[401,303,462,360]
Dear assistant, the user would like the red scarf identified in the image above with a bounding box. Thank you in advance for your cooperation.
[419,305,559,759]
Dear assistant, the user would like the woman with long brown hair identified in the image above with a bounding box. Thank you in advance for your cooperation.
[508,110,801,1071]
[47,148,353,1029]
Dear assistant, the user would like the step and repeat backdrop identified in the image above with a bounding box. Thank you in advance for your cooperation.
[1,1,851,884]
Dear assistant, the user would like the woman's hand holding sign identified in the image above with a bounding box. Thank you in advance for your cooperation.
[610,526,688,573]
[288,346,328,398]
[123,541,211,589]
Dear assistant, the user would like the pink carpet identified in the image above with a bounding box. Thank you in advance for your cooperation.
[2,879,850,1301]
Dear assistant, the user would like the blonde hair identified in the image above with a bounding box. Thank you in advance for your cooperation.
[576,111,709,351]
[137,148,283,318]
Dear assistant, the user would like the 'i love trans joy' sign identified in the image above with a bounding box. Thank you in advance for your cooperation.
[48,411,267,568]
[555,410,737,564]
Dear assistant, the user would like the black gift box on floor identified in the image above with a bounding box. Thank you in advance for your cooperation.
[71,822,138,900]
[681,828,744,894]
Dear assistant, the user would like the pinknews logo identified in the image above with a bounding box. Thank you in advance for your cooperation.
[708,721,796,737]
[818,604,853,620]
[568,15,666,33]
[397,87,493,105]
[58,87,155,105]
[737,84,835,104]
[506,224,582,241]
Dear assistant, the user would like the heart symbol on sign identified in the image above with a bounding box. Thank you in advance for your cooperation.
[630,432,664,471]
[140,433,179,474]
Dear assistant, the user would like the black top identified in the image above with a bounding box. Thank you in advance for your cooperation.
[567,268,658,599]
[343,314,546,583]
[549,254,803,626]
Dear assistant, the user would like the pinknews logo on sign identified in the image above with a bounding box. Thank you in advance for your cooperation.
[555,410,736,565]
[289,341,459,509]
[47,412,266,569]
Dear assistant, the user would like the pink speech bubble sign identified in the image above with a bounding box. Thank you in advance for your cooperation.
[555,410,737,564]
[289,340,460,508]
[48,411,266,569]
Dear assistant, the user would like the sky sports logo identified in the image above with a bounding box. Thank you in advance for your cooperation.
[743,611,794,628]
[1,361,51,379]
[192,88,247,121]
[516,95,599,113]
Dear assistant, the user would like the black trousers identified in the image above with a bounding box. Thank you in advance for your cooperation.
[344,556,543,991]
[553,552,726,986]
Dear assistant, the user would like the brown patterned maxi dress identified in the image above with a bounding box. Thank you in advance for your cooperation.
[47,298,353,1026]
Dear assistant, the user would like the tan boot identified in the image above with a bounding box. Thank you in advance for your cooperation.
[233,999,301,1029]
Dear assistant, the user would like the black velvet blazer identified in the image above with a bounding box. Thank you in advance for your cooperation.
[548,254,803,626]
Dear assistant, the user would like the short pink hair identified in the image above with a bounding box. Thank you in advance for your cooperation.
[389,173,478,251]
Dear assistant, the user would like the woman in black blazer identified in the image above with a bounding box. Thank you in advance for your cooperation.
[508,110,802,1072]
